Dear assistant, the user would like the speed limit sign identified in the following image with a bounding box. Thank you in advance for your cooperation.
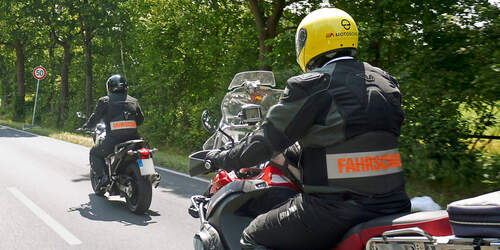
[30,65,46,127]
[33,66,47,80]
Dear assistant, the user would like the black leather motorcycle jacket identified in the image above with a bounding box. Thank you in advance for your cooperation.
[221,58,407,197]
[84,92,144,140]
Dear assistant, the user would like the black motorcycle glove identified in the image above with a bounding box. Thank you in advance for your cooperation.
[205,149,228,171]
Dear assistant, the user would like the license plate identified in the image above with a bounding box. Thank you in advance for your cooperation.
[138,158,155,176]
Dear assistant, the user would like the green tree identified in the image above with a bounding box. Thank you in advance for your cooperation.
[39,0,80,127]
[76,0,124,115]
[0,1,41,121]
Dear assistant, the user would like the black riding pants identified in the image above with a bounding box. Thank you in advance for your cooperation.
[241,193,390,250]
[89,136,119,177]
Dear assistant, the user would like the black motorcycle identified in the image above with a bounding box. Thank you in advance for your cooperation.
[77,112,161,214]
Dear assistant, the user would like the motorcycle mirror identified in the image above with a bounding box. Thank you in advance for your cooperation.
[201,110,219,134]
[189,150,212,176]
[76,111,87,119]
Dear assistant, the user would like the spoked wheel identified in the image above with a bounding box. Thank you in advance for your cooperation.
[124,163,152,214]
[90,167,105,196]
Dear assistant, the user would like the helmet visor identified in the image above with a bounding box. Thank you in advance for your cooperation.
[295,28,307,60]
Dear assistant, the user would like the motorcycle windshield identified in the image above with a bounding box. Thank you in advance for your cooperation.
[227,71,276,90]
[203,72,282,150]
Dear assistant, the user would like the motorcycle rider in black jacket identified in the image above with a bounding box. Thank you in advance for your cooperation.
[206,7,411,249]
[81,74,144,190]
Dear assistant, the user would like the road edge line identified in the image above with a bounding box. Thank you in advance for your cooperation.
[0,125,90,150]
[7,187,83,245]
[155,166,210,183]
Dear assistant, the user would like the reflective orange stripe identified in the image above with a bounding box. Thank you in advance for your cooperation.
[327,149,403,179]
[110,120,137,130]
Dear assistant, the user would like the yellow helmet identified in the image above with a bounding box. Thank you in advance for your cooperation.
[295,7,358,72]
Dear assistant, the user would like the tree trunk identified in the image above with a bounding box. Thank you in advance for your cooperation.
[83,30,94,116]
[1,79,8,107]
[257,32,272,71]
[58,42,72,127]
[14,40,25,121]
[369,40,381,67]
[120,40,127,79]
[369,0,384,67]
[248,0,285,71]
[48,38,56,113]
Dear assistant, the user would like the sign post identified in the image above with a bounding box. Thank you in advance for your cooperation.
[31,66,46,127]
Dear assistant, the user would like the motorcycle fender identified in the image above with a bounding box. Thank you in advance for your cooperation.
[242,180,268,192]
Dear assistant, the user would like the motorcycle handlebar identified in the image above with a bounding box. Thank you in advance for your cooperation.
[75,128,95,137]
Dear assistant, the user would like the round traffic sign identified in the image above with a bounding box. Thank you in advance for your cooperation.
[33,66,47,80]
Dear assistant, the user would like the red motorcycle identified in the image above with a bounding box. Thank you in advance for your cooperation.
[188,71,500,250]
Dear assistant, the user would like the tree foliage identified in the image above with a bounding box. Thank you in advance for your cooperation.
[0,0,498,194]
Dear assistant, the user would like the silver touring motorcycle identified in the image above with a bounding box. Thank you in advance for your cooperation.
[187,71,500,249]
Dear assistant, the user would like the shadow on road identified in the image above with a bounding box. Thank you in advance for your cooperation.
[72,173,90,182]
[154,170,208,199]
[0,126,37,138]
[68,194,160,226]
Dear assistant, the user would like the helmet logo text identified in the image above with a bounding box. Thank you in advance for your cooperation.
[341,19,351,30]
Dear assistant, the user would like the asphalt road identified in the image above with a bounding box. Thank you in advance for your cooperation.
[0,125,207,250]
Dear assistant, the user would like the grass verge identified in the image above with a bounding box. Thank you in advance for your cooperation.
[152,149,189,173]
[0,119,94,147]
[0,118,190,173]
[405,178,482,208]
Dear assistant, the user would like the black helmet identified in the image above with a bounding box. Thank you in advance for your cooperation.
[106,74,127,94]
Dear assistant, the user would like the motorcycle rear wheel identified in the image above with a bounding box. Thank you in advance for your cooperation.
[124,163,152,214]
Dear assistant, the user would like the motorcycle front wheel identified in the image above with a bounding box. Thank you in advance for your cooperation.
[124,162,152,214]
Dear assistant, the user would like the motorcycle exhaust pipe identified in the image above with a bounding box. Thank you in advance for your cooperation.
[151,173,161,188]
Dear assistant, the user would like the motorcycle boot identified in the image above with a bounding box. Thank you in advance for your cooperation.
[90,150,110,191]
[95,173,110,191]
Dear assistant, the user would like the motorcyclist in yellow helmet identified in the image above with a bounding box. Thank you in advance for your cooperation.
[207,7,410,249]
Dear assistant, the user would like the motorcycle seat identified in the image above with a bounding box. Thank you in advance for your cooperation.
[334,210,453,250]
[113,139,146,153]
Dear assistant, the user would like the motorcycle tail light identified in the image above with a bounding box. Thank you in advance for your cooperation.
[138,147,151,159]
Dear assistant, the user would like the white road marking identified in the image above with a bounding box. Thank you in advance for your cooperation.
[0,125,89,150]
[155,166,210,183]
[7,187,82,245]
